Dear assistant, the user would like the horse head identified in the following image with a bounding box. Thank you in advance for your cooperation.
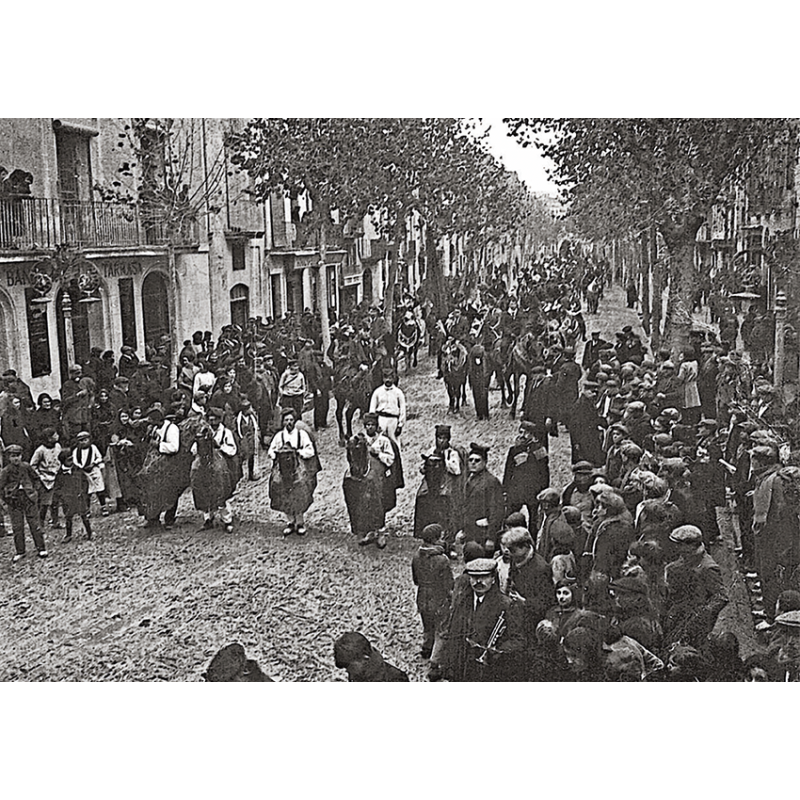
[276,446,299,482]
[346,433,370,478]
[422,452,446,492]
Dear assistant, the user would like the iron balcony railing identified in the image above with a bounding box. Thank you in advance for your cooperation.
[0,196,200,251]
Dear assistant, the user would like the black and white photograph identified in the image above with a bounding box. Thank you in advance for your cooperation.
[0,115,799,686]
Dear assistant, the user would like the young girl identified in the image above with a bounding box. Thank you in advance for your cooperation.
[546,578,583,639]
[29,427,62,527]
[72,430,108,516]
[55,449,91,542]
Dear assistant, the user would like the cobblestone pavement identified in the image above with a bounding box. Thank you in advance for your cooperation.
[0,285,758,681]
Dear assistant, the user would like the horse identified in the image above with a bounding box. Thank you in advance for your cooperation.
[441,339,468,413]
[342,433,387,539]
[269,445,315,519]
[396,312,422,372]
[190,422,233,514]
[483,323,514,406]
[508,329,546,418]
[333,361,373,445]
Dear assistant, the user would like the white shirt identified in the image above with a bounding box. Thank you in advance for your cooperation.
[369,385,407,427]
[268,427,314,461]
[443,447,462,476]
[192,371,215,397]
[156,420,181,455]
[213,424,238,458]
[366,431,395,467]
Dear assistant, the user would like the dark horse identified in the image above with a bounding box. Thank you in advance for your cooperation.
[509,329,546,418]
[441,339,468,413]
[483,324,514,407]
[342,433,387,540]
[396,313,422,372]
[333,361,373,445]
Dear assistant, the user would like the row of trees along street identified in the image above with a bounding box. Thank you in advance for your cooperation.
[504,118,795,353]
[226,119,565,353]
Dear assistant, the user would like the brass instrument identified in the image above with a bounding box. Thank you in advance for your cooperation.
[467,610,507,665]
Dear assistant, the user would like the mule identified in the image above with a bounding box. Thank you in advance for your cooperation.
[441,339,468,413]
[396,313,422,372]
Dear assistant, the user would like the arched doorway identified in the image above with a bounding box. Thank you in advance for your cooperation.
[142,271,170,352]
[230,283,250,328]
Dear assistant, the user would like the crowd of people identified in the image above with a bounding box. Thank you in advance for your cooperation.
[4,248,800,681]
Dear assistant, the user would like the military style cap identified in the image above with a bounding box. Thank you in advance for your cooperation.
[464,558,498,576]
[669,525,703,545]
[572,461,594,474]
[362,412,378,425]
[435,424,451,436]
[469,442,490,458]
[4,444,23,455]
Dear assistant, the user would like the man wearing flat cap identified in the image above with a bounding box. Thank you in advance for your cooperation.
[503,421,550,525]
[662,525,729,649]
[462,443,504,556]
[438,557,525,681]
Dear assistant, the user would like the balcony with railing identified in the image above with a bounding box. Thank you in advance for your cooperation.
[0,196,200,252]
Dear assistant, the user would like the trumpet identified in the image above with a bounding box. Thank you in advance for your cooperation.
[467,611,507,665]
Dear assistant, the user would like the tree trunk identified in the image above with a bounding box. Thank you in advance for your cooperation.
[662,220,703,355]
[650,227,662,350]
[384,213,405,334]
[318,215,332,359]
[425,224,445,319]
[640,229,651,336]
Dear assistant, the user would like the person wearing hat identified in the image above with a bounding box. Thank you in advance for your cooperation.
[438,557,525,681]
[267,406,317,536]
[60,364,93,445]
[411,523,454,659]
[333,632,409,682]
[503,421,550,526]
[567,382,606,467]
[552,345,582,428]
[414,425,467,556]
[277,358,307,422]
[604,423,629,485]
[138,407,185,529]
[461,443,504,556]
[751,446,799,625]
[690,418,725,545]
[662,525,729,649]
[500,526,555,639]
[345,412,396,548]
[583,490,634,583]
[582,331,610,371]
[561,461,597,543]
[466,339,491,420]
[0,443,47,562]
[369,368,406,444]
[307,348,333,431]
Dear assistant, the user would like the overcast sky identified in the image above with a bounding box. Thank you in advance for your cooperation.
[482,117,559,196]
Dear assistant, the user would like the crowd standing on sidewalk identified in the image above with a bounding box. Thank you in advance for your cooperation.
[2,251,799,681]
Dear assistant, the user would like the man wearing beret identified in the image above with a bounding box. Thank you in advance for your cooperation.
[662,525,729,649]
[461,443,504,556]
[438,558,526,681]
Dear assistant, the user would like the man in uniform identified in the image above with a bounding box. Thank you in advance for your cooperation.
[462,443,504,556]
[502,420,550,526]
[437,558,526,681]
